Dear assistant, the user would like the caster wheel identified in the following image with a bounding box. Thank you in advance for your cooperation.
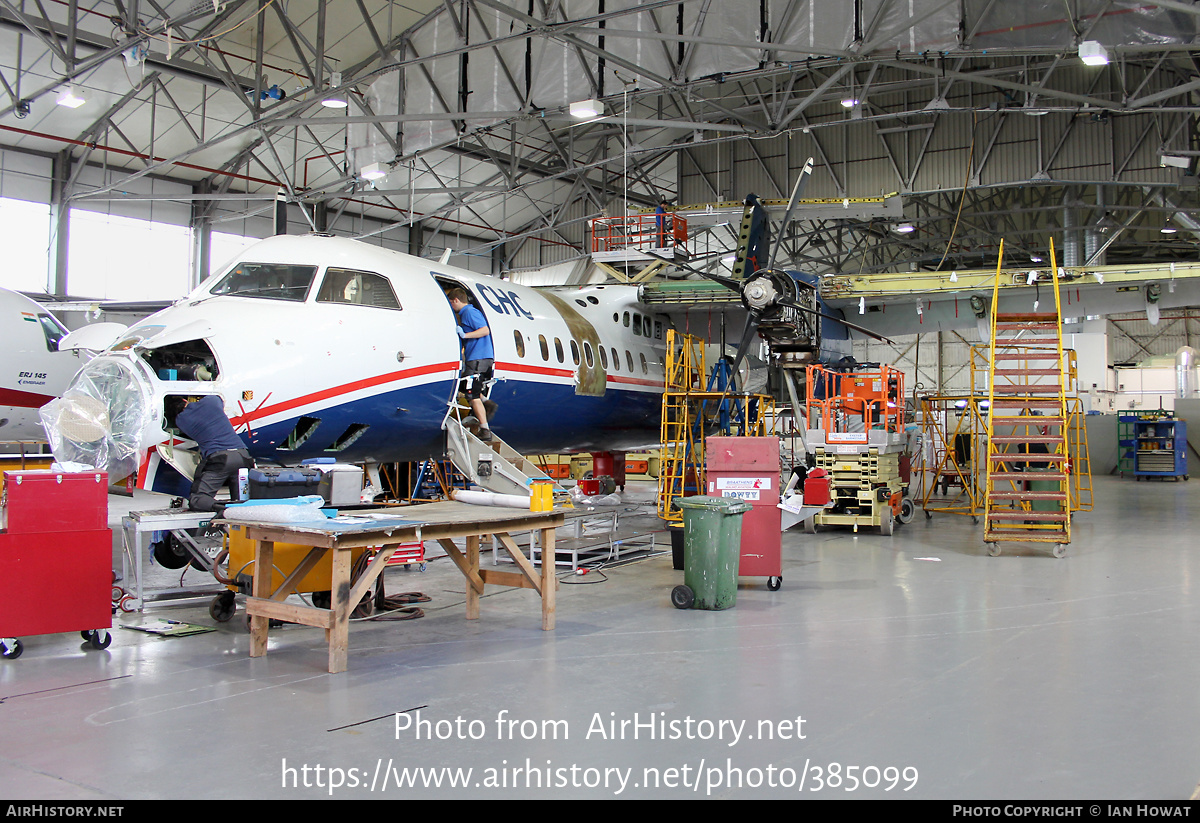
[924,510,933,520]
[671,585,694,610]
[311,590,331,610]
[83,630,111,650]
[118,595,137,613]
[2,639,23,659]
[972,515,980,525]
[898,497,915,525]
[1053,544,1067,558]
[767,576,782,592]
[987,544,1001,557]
[209,592,237,622]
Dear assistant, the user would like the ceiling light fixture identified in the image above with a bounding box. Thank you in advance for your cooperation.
[360,162,387,181]
[1161,223,1177,234]
[1159,153,1191,169]
[56,85,85,109]
[894,222,915,234]
[569,98,603,119]
[322,71,348,109]
[1079,40,1109,67]
[840,97,859,109]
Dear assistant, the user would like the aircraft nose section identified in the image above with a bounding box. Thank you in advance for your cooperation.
[39,355,156,481]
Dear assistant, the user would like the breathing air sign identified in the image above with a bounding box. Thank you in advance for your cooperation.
[711,477,771,501]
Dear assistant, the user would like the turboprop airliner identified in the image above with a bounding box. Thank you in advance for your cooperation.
[45,233,674,493]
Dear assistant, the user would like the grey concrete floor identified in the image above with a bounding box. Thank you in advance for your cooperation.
[1,473,1198,800]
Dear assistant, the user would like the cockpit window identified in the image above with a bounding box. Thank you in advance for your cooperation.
[316,268,401,310]
[37,314,68,352]
[210,262,317,301]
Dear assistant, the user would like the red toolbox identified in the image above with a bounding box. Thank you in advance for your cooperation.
[706,437,783,590]
[0,470,113,660]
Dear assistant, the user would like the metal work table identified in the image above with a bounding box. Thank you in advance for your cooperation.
[225,501,565,673]
[120,508,223,610]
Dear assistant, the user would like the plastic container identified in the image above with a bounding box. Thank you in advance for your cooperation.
[803,468,831,506]
[672,495,753,611]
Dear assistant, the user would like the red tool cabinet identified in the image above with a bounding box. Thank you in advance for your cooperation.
[0,470,113,659]
[706,437,783,591]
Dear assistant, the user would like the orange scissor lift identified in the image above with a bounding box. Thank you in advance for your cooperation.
[803,363,914,535]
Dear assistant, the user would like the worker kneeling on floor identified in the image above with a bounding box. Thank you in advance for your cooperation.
[165,394,252,515]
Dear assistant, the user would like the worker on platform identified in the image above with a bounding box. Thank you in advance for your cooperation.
[164,394,252,514]
[655,197,670,248]
[447,288,496,442]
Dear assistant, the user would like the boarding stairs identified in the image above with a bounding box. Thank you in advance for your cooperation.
[982,239,1071,557]
[443,415,566,501]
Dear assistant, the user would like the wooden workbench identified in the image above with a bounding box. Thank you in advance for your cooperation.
[227,501,565,673]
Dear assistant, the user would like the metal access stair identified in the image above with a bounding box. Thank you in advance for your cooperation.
[443,415,564,500]
[982,238,1072,558]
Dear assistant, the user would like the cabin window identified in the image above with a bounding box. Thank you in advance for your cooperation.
[623,312,630,327]
[632,314,642,336]
[554,338,564,363]
[598,346,608,369]
[626,350,635,372]
[640,353,648,374]
[538,334,549,361]
[583,342,594,368]
[570,340,580,365]
[514,331,525,358]
[317,268,401,309]
[611,347,620,371]
[211,262,316,302]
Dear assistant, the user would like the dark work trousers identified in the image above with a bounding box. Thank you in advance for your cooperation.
[190,448,253,513]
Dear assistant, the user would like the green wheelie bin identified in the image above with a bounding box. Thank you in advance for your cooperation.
[672,496,753,610]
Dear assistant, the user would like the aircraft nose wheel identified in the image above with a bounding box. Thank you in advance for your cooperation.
[671,585,694,610]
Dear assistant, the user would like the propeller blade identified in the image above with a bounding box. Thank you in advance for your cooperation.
[768,157,815,269]
[728,311,762,377]
[776,298,894,344]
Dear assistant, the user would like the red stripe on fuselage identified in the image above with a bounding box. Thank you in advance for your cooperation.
[0,387,55,408]
[227,362,460,426]
[496,361,664,389]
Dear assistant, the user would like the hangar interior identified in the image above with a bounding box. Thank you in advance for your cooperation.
[2,0,1200,801]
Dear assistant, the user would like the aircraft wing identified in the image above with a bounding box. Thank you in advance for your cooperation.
[820,261,1200,338]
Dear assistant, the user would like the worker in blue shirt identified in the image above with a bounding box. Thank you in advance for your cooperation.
[165,394,252,514]
[447,288,495,441]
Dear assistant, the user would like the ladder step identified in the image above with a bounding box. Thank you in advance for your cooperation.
[992,385,1063,394]
[988,416,1065,425]
[988,513,1075,525]
[992,398,1062,408]
[988,472,1068,481]
[991,351,1061,360]
[988,492,1067,500]
[994,369,1063,376]
[992,338,1060,346]
[989,435,1067,444]
[994,312,1061,322]
[983,530,1069,542]
[989,453,1067,462]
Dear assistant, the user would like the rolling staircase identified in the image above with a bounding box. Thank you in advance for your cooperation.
[983,239,1071,557]
[443,414,566,501]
